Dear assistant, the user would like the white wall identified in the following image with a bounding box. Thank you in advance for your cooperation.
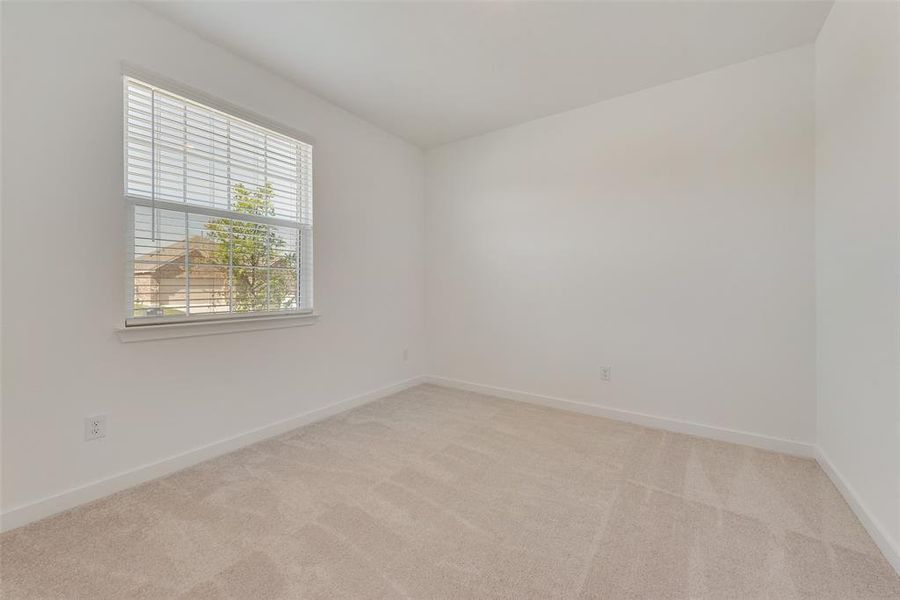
[0,3,425,516]
[426,46,816,445]
[815,0,900,561]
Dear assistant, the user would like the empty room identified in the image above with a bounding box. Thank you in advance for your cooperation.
[1,1,899,598]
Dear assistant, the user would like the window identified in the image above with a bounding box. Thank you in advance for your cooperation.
[124,77,313,326]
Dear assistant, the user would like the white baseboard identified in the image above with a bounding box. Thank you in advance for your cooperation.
[814,446,900,576]
[0,376,425,534]
[424,375,815,458]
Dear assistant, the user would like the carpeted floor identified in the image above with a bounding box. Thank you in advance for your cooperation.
[2,384,898,599]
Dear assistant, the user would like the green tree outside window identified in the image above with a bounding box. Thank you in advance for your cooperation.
[204,182,297,312]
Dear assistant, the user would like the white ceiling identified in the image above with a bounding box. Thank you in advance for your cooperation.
[146,1,832,148]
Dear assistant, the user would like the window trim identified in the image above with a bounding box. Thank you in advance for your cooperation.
[121,64,316,334]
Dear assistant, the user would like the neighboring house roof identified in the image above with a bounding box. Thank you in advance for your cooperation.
[134,235,219,278]
[135,235,294,278]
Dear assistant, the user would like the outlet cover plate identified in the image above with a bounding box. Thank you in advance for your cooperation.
[84,415,106,441]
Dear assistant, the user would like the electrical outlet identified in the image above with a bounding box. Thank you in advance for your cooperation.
[84,415,106,441]
[403,348,409,361]
[598,366,611,381]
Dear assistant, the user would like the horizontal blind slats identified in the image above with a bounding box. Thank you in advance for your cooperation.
[125,78,312,220]
[126,77,313,323]
[126,109,305,169]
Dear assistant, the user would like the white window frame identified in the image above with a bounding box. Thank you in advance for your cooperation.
[120,66,316,338]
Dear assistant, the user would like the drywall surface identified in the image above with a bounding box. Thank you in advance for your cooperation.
[815,0,900,558]
[426,46,816,444]
[1,2,425,514]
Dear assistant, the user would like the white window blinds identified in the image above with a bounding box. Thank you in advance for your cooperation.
[124,77,313,325]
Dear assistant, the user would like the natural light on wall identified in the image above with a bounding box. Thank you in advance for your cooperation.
[124,77,313,326]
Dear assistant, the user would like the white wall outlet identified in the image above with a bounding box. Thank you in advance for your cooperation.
[403,348,409,361]
[599,366,611,381]
[84,415,106,441]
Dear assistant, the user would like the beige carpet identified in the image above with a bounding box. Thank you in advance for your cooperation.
[2,384,898,599]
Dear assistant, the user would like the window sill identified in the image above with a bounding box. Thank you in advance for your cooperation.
[116,313,319,343]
